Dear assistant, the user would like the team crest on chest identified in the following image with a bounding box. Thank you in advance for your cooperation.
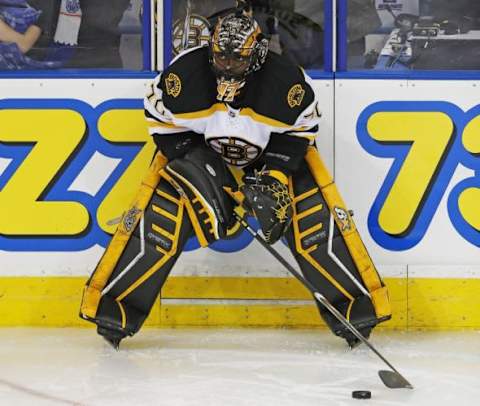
[287,84,305,108]
[165,73,182,98]
[207,137,261,167]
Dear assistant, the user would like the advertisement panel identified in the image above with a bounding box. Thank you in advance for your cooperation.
[4,77,479,329]
[335,79,480,269]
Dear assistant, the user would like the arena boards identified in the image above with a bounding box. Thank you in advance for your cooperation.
[1,78,479,329]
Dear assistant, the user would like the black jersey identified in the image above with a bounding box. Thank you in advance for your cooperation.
[145,46,321,167]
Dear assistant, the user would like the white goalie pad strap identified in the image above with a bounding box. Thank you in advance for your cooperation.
[101,216,146,296]
[327,213,371,298]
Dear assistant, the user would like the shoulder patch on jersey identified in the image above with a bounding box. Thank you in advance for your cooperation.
[160,46,217,115]
[287,84,306,108]
[165,73,182,98]
[241,52,315,126]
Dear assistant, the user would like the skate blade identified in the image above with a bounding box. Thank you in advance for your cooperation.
[103,336,121,351]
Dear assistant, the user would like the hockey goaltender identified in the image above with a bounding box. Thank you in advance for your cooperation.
[80,0,391,350]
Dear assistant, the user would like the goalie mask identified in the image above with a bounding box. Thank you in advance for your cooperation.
[210,12,269,102]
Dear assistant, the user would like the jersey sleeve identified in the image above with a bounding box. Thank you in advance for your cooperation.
[144,74,192,137]
[260,71,322,173]
[280,72,322,143]
[144,74,205,160]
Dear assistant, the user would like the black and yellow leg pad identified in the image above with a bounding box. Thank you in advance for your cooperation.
[80,152,193,337]
[285,147,391,339]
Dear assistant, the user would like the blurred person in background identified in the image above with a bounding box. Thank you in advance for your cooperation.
[0,1,41,54]
[64,0,131,68]
[0,0,60,69]
[3,0,134,69]
[347,0,381,67]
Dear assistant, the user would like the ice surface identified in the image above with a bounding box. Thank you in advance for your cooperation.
[0,328,478,406]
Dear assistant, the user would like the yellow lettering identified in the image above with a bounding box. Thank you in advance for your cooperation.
[368,112,454,235]
[0,110,89,235]
[458,115,480,231]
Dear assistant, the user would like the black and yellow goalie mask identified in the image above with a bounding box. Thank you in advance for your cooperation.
[210,11,269,102]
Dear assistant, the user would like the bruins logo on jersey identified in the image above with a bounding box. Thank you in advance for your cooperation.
[165,73,182,98]
[207,137,262,167]
[287,84,305,108]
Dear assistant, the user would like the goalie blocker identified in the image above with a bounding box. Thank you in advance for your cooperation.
[80,145,391,347]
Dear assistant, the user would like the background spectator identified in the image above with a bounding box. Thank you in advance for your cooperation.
[1,0,139,70]
[0,0,60,69]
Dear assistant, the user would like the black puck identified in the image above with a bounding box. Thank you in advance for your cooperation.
[352,390,371,399]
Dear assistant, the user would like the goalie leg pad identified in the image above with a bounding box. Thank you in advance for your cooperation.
[165,144,235,246]
[285,147,391,340]
[80,153,193,337]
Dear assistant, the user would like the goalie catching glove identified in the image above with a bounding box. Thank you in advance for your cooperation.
[241,168,293,244]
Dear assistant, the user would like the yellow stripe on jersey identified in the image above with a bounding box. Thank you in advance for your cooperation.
[147,121,180,129]
[173,103,228,120]
[239,108,292,128]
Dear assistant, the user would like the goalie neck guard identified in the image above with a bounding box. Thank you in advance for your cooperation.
[210,11,269,102]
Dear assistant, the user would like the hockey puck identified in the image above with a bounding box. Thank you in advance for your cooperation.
[352,390,371,399]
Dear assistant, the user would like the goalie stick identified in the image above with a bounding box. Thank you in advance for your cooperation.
[232,211,414,390]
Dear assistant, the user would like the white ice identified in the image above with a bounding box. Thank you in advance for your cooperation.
[0,328,479,406]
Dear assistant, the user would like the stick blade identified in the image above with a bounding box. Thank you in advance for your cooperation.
[378,370,414,389]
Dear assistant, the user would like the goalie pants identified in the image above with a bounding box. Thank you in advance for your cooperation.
[80,148,391,338]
